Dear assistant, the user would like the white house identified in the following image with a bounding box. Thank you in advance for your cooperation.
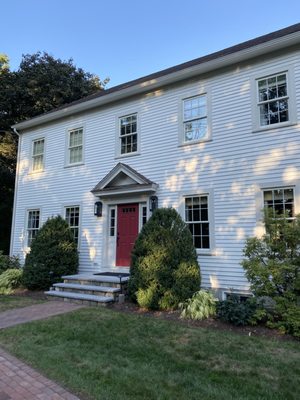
[10,24,300,299]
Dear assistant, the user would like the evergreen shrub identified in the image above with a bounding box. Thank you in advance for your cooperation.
[22,215,78,290]
[128,208,200,310]
[0,251,20,275]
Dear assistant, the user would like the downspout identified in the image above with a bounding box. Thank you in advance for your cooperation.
[9,128,21,257]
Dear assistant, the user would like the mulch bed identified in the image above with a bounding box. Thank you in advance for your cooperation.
[110,301,297,342]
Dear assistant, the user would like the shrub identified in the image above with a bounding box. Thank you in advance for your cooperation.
[22,215,78,290]
[0,269,23,294]
[0,251,21,275]
[217,295,258,326]
[179,290,218,320]
[128,208,200,310]
[242,210,300,336]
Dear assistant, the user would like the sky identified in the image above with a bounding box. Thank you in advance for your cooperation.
[2,0,300,88]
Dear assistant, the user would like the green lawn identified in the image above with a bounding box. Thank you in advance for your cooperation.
[0,307,299,400]
[0,295,44,312]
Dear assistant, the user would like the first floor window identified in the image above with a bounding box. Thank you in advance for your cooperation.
[185,195,210,249]
[65,206,80,244]
[183,95,208,143]
[263,187,294,220]
[68,128,83,164]
[110,208,116,236]
[257,73,289,127]
[32,138,44,171]
[27,209,40,247]
[119,114,137,154]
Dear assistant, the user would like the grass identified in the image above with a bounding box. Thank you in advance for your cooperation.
[0,307,299,400]
[0,294,44,312]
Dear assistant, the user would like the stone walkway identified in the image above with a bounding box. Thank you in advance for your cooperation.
[0,301,84,399]
[0,301,83,329]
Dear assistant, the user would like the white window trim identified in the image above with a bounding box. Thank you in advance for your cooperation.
[25,207,41,249]
[178,189,215,255]
[65,125,85,167]
[178,89,212,146]
[139,202,148,231]
[63,204,82,249]
[30,137,45,173]
[251,65,297,133]
[255,181,300,236]
[115,110,141,158]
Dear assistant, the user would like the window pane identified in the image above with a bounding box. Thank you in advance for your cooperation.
[263,188,294,219]
[184,119,207,142]
[65,207,80,244]
[185,196,209,249]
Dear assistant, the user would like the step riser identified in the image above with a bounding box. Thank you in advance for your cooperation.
[55,287,119,298]
[63,279,126,289]
[46,296,110,307]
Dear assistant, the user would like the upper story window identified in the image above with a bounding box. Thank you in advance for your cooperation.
[68,128,83,165]
[183,95,208,143]
[32,138,44,172]
[185,195,210,249]
[263,187,294,221]
[65,206,80,245]
[27,209,40,247]
[119,114,138,155]
[257,73,289,127]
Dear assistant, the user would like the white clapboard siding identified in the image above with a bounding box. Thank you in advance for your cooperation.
[11,47,300,294]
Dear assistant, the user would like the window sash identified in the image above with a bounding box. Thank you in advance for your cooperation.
[257,73,289,126]
[32,139,44,171]
[65,206,80,244]
[27,210,40,247]
[185,196,210,249]
[183,95,208,142]
[68,129,83,164]
[119,114,137,154]
[263,187,295,220]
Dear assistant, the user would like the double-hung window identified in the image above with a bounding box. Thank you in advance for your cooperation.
[119,114,138,155]
[68,128,83,165]
[257,73,289,127]
[185,195,210,249]
[65,206,80,245]
[32,139,44,172]
[27,209,40,247]
[183,95,208,143]
[263,187,294,221]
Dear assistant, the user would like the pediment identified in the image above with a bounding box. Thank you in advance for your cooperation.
[91,163,158,197]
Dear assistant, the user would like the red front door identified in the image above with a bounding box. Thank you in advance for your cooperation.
[116,203,139,267]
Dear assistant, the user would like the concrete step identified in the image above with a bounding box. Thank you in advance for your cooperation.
[53,283,121,298]
[62,274,129,288]
[45,290,114,306]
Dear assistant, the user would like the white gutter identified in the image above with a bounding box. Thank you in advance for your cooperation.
[13,30,300,132]
[9,128,21,256]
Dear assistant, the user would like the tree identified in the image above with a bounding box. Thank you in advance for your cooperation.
[0,52,108,253]
[128,208,201,310]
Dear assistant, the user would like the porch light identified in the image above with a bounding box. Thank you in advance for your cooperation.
[149,195,158,212]
[94,201,103,217]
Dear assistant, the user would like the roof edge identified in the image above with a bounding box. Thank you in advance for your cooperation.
[13,23,300,131]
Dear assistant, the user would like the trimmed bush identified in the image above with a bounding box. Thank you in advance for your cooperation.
[22,215,78,290]
[128,208,200,310]
[217,295,258,326]
[0,251,20,275]
[0,269,23,294]
[179,290,218,320]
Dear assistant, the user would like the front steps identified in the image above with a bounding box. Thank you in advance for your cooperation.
[45,273,129,306]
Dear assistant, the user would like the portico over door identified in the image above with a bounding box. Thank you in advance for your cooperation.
[116,203,139,267]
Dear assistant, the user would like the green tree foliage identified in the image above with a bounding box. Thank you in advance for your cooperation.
[128,208,201,310]
[22,215,79,290]
[242,210,300,337]
[0,51,108,254]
